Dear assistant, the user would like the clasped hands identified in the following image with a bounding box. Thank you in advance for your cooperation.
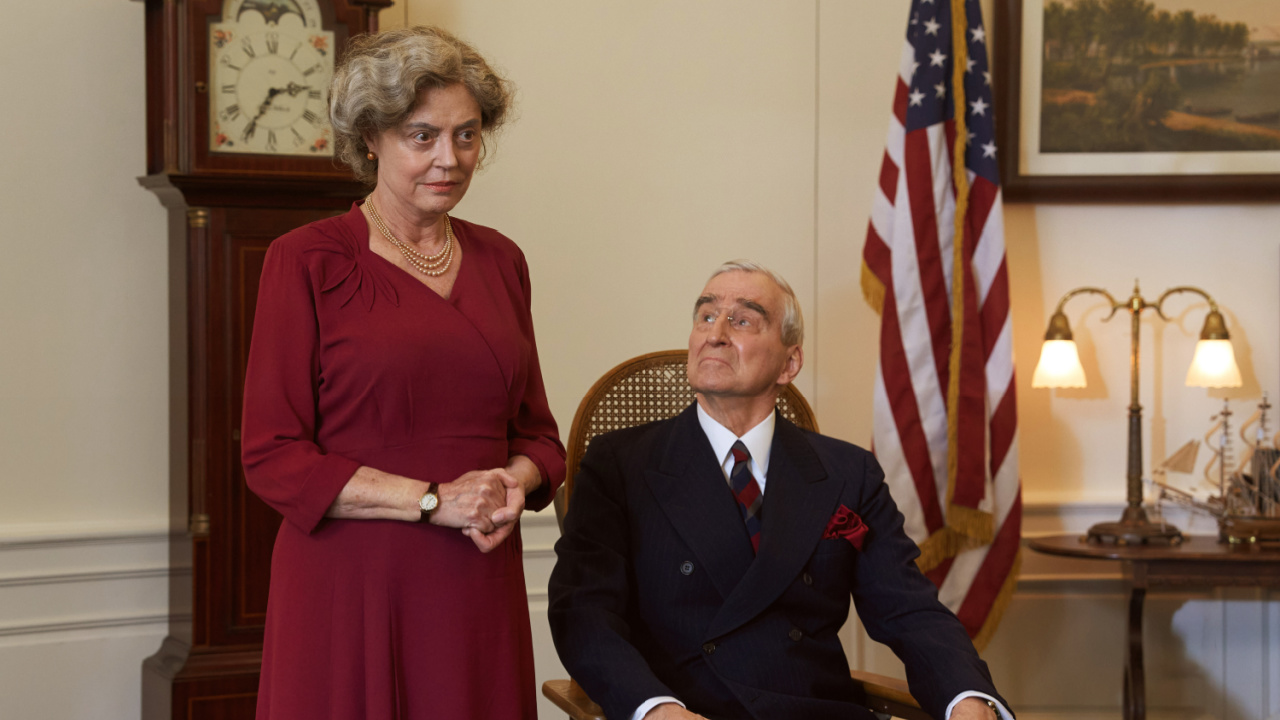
[429,459,538,552]
[328,456,540,553]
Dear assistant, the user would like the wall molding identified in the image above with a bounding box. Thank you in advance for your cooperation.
[0,612,183,639]
[0,565,183,588]
[0,519,175,644]
[0,519,173,549]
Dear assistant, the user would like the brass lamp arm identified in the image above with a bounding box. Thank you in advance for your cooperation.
[1153,286,1218,322]
[1052,286,1124,323]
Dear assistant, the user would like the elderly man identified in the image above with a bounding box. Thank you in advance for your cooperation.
[548,261,1012,720]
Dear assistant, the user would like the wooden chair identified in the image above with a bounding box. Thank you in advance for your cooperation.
[543,350,930,720]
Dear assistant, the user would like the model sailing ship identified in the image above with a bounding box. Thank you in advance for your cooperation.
[1151,396,1280,544]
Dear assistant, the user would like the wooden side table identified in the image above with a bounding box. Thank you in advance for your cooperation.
[1028,535,1280,720]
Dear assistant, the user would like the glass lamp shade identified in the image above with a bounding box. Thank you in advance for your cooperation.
[1032,339,1087,388]
[1185,339,1242,388]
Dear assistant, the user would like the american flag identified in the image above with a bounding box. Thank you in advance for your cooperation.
[861,0,1021,648]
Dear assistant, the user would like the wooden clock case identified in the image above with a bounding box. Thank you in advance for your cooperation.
[138,1,390,717]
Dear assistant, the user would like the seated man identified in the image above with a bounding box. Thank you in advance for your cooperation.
[549,261,1012,720]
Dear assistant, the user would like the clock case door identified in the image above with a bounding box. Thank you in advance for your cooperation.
[139,1,389,718]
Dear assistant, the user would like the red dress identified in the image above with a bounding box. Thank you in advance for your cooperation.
[241,203,565,719]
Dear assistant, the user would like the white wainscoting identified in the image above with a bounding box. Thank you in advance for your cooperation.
[0,520,176,719]
[3,508,1276,720]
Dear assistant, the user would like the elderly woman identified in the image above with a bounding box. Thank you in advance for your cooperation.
[241,26,565,719]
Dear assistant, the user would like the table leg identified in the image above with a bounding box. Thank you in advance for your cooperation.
[1123,584,1146,720]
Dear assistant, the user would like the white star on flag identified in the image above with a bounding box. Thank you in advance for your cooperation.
[909,89,926,106]
[970,27,986,43]
[965,57,976,73]
[984,70,992,85]
[969,97,989,116]
[929,49,947,67]
[982,141,997,158]
[935,82,947,98]
[924,18,941,36]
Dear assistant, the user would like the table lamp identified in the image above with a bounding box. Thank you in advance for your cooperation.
[1032,282,1242,544]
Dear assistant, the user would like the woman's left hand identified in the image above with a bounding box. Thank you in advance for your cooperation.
[463,455,541,553]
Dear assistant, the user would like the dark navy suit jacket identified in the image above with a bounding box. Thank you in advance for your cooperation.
[548,405,1007,720]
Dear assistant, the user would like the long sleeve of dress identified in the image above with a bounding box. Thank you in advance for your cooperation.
[241,238,361,534]
[505,251,566,512]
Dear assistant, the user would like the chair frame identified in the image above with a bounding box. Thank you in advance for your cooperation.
[545,350,929,720]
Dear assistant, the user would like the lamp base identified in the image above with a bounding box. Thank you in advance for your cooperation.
[1086,506,1182,545]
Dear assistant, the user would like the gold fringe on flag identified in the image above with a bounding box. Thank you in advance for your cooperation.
[914,524,992,574]
[970,548,1022,653]
[861,260,886,316]
[947,503,994,545]
[942,0,994,552]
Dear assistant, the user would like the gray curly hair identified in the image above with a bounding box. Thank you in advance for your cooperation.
[330,26,514,184]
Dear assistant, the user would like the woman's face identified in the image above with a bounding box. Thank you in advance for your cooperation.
[366,83,483,220]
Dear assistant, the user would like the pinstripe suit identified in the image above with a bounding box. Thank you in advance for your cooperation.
[548,405,1005,720]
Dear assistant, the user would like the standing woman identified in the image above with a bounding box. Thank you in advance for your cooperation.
[241,26,565,719]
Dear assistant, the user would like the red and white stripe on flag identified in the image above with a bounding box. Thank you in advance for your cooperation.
[861,0,1021,649]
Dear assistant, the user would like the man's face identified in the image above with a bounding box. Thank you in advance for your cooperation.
[687,270,801,401]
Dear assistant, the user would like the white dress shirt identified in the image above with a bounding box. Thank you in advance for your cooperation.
[630,406,1012,720]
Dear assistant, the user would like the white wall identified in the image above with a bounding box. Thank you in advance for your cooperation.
[2,0,1278,718]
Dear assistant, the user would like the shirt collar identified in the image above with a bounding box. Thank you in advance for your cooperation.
[695,403,776,487]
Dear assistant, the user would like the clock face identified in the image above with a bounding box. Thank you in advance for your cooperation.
[209,0,334,157]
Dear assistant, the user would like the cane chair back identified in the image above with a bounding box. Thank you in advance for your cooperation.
[558,349,818,519]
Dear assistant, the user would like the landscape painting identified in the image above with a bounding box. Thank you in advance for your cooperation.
[1038,0,1280,154]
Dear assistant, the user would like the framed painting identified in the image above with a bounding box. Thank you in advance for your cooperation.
[994,0,1280,202]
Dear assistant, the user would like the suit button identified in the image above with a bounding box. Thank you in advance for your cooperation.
[680,561,695,575]
[802,572,813,586]
[788,627,803,642]
[702,642,716,655]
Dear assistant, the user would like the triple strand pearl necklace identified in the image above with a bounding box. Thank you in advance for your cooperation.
[365,195,455,277]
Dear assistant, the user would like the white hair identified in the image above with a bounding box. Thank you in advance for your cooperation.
[706,260,804,346]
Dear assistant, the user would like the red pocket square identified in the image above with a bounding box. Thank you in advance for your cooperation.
[822,505,869,551]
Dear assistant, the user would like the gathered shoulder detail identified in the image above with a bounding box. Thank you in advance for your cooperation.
[293,205,399,311]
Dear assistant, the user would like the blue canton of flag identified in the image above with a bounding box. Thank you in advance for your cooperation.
[905,0,999,185]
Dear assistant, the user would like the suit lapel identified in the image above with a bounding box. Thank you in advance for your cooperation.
[706,415,843,640]
[643,406,756,600]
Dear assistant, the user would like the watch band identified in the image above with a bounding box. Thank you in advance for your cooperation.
[419,482,439,523]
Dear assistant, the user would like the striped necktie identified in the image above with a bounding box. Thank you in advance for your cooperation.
[729,440,763,553]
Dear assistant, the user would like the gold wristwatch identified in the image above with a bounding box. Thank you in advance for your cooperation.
[418,483,440,522]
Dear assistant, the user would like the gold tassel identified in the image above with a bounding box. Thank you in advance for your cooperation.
[915,528,959,573]
[862,260,885,316]
[946,504,995,546]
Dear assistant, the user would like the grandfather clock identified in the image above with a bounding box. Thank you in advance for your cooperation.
[138,1,390,717]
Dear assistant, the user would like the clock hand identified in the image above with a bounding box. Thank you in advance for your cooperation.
[242,88,282,141]
[252,87,286,122]
[282,82,312,97]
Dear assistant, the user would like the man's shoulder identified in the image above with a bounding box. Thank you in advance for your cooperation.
[782,418,873,462]
[587,414,681,458]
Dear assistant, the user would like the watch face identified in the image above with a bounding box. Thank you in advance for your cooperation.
[209,0,334,157]
[420,492,439,513]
